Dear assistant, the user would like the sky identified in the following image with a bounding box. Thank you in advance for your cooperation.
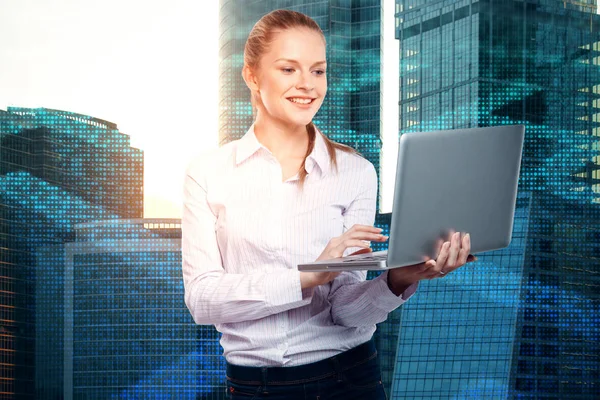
[0,0,219,218]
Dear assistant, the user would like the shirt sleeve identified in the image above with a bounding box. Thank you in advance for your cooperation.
[328,160,418,328]
[181,158,314,326]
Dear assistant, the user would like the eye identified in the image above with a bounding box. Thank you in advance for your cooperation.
[314,70,326,76]
[282,68,295,73]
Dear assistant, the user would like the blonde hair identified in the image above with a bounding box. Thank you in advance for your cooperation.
[243,9,358,190]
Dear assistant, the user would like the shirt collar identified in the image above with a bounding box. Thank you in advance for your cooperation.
[235,124,331,177]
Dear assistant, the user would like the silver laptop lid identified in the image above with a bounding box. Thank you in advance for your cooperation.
[386,125,525,268]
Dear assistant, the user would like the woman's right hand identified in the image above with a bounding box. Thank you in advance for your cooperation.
[300,224,388,289]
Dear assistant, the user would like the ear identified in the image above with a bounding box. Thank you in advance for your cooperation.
[242,65,260,92]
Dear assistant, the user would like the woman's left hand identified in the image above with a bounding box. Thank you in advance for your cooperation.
[387,232,477,295]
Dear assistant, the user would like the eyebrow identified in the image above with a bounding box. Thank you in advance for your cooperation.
[274,58,327,66]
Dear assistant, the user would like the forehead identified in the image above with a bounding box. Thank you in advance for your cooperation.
[262,28,326,63]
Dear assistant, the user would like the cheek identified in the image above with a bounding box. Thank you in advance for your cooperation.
[260,81,289,111]
[262,95,288,116]
[318,80,327,96]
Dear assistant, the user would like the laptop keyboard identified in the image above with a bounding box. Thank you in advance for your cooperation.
[341,251,388,262]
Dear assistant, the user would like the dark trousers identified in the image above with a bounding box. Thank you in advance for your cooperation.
[225,336,388,400]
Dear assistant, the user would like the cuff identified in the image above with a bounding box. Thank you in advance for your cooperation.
[265,269,314,314]
[367,270,419,312]
[400,279,419,300]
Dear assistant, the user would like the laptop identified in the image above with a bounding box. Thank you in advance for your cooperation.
[298,124,525,272]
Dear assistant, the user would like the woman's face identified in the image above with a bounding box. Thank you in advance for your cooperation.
[248,27,327,128]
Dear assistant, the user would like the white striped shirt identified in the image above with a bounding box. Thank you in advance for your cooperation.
[181,124,418,367]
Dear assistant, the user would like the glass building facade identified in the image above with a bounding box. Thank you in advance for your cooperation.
[393,191,532,398]
[64,219,224,399]
[0,108,143,399]
[393,0,600,398]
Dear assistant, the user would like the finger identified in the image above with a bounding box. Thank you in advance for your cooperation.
[433,242,450,273]
[327,240,364,258]
[446,232,461,268]
[345,230,388,242]
[434,270,448,279]
[342,236,387,250]
[434,237,445,258]
[427,263,443,279]
[419,259,436,273]
[456,249,469,266]
[350,224,384,234]
[342,238,373,248]
[412,259,438,279]
[335,239,371,255]
[437,230,454,257]
[457,234,470,265]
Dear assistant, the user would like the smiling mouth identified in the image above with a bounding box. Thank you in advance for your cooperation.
[287,97,316,105]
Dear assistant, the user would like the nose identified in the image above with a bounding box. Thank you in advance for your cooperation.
[296,70,314,91]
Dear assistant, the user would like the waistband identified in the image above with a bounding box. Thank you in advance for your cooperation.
[225,336,377,385]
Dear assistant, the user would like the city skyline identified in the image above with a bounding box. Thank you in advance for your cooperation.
[4,1,600,219]
[0,0,219,219]
[1,0,599,397]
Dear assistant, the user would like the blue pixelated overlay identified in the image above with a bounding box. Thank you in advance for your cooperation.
[0,108,225,398]
[1,0,599,398]
[389,0,600,398]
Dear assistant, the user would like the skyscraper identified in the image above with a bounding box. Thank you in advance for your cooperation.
[0,107,143,399]
[64,219,224,399]
[392,0,600,398]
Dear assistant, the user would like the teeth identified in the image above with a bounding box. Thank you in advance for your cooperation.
[289,98,313,104]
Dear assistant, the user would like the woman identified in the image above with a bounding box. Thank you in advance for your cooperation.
[181,9,475,400]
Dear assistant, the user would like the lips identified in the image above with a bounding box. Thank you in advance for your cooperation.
[287,97,316,105]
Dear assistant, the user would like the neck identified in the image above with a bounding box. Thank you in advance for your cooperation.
[253,113,310,159]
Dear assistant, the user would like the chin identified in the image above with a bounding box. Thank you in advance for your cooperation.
[278,117,313,128]
[294,118,314,127]
[291,113,318,125]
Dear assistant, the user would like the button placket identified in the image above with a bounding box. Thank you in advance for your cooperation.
[267,158,282,253]
[272,161,285,255]
[269,157,288,343]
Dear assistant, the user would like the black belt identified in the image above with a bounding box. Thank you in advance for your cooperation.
[225,336,377,385]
